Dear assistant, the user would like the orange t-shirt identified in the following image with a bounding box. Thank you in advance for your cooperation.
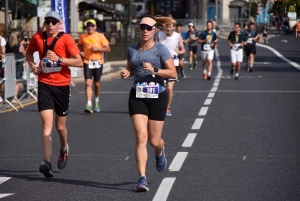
[27,32,80,86]
[297,23,300,31]
[78,32,109,64]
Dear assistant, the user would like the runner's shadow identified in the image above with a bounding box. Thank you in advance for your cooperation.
[0,170,135,192]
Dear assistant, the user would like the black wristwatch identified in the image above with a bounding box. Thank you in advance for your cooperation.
[58,57,63,63]
[153,67,159,75]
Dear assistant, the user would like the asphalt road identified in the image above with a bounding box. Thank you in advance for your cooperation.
[0,32,300,201]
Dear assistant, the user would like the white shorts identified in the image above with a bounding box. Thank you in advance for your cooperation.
[201,50,214,61]
[230,49,243,63]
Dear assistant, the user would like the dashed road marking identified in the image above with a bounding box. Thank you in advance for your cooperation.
[191,118,204,130]
[169,152,189,171]
[208,92,215,98]
[204,99,212,105]
[0,177,14,199]
[182,133,197,147]
[153,177,176,201]
[198,107,208,116]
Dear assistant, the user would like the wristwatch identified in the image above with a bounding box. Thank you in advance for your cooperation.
[153,67,159,75]
[58,57,63,63]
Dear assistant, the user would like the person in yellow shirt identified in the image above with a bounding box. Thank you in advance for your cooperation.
[78,19,111,113]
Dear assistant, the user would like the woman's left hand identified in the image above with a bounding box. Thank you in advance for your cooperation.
[142,62,154,74]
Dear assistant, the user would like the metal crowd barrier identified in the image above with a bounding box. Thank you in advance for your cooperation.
[2,53,24,111]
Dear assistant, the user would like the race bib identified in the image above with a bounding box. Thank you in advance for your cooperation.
[232,44,241,51]
[88,60,101,69]
[42,58,62,73]
[247,38,254,44]
[263,30,267,34]
[136,82,159,98]
[203,44,212,51]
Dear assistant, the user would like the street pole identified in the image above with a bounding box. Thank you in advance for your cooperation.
[215,0,218,21]
[5,0,9,34]
[248,0,251,20]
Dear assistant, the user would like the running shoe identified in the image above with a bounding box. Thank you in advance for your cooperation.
[57,143,69,170]
[39,161,53,178]
[155,146,167,172]
[249,67,253,72]
[207,75,212,80]
[166,108,172,116]
[193,61,198,69]
[94,102,100,113]
[235,76,239,80]
[136,176,149,192]
[84,104,93,113]
[230,69,234,75]
[189,66,193,70]
[202,73,207,80]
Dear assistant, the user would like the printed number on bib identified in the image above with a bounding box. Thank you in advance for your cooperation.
[203,44,212,51]
[136,82,159,98]
[232,44,241,51]
[89,60,101,69]
[42,58,62,73]
[247,38,254,44]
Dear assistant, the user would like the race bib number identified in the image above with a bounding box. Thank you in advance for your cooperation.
[232,44,241,51]
[136,82,159,98]
[42,58,62,73]
[88,60,101,69]
[247,38,254,44]
[263,30,267,34]
[203,44,212,51]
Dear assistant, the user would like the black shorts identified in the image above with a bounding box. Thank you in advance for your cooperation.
[38,81,71,116]
[178,54,185,61]
[244,45,256,56]
[262,34,267,38]
[128,87,168,121]
[84,64,103,81]
[188,46,198,54]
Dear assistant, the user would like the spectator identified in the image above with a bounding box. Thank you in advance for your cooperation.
[6,32,26,104]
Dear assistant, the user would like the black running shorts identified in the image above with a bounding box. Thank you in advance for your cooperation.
[188,45,198,54]
[84,64,103,81]
[38,81,71,116]
[244,45,256,56]
[128,88,168,121]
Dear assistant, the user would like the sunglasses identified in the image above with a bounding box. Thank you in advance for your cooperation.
[139,24,155,31]
[87,23,95,28]
[45,20,59,25]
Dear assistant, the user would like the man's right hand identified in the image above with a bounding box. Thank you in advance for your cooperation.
[32,67,41,75]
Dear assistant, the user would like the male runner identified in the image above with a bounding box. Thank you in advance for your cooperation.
[244,22,259,72]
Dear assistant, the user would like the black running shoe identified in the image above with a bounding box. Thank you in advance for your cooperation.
[230,69,234,75]
[249,68,253,72]
[57,143,69,170]
[39,161,53,178]
[207,75,212,80]
[235,76,239,80]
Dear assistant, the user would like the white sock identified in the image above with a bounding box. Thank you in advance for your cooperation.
[235,73,239,77]
[208,72,211,76]
[232,67,236,70]
[87,101,92,106]
[203,69,207,74]
[95,97,99,102]
[140,175,146,179]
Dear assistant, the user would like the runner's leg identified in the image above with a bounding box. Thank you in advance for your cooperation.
[40,110,54,162]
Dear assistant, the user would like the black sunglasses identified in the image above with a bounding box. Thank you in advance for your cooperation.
[45,20,59,25]
[139,24,155,31]
[87,23,95,28]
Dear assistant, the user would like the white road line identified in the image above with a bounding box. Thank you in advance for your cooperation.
[191,118,204,129]
[152,177,176,201]
[213,82,219,87]
[0,177,11,185]
[125,156,129,160]
[211,87,218,92]
[182,133,197,147]
[208,92,215,98]
[0,194,14,199]
[257,43,300,70]
[198,107,208,116]
[204,99,212,105]
[169,152,189,171]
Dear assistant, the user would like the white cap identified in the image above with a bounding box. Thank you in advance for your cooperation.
[188,23,193,26]
[44,11,61,22]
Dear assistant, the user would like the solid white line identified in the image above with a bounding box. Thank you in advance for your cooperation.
[0,194,14,199]
[207,92,215,98]
[198,107,208,116]
[191,118,204,129]
[257,43,300,70]
[0,177,11,185]
[182,133,197,147]
[211,87,218,92]
[169,152,189,171]
[152,177,176,201]
[204,99,212,105]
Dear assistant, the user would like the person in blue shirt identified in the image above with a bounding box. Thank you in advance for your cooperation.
[244,22,259,72]
[176,23,188,78]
